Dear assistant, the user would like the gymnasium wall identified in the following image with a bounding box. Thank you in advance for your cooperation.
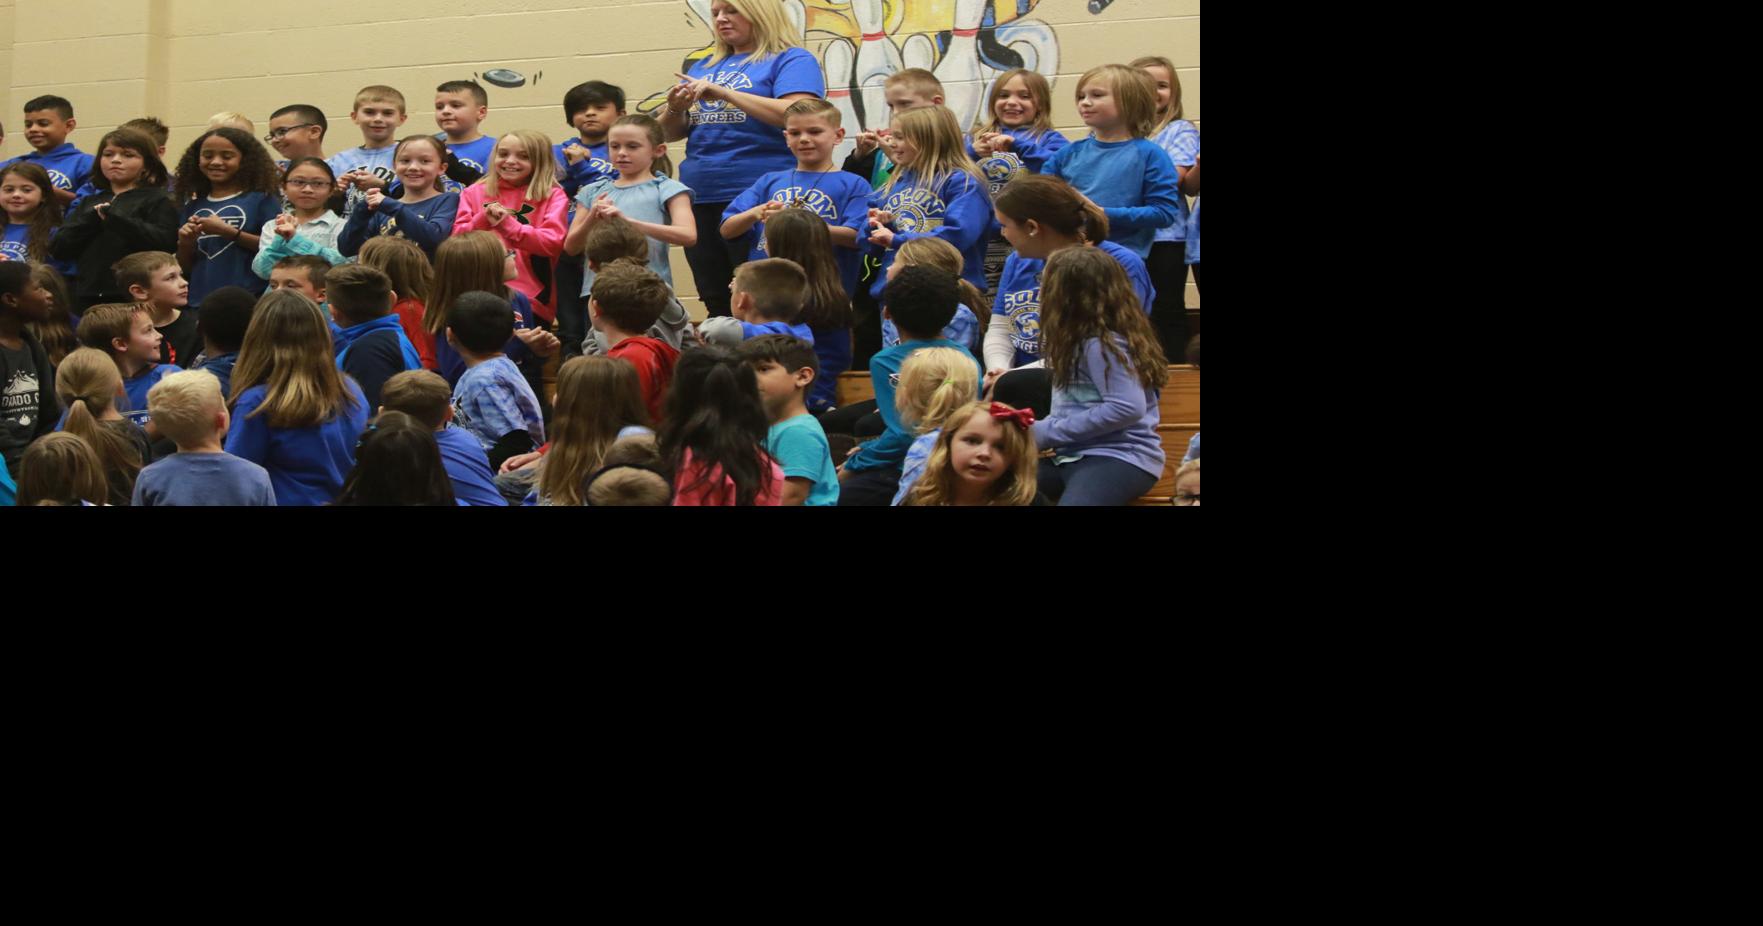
[2,0,1199,313]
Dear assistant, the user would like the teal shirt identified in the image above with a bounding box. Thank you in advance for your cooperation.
[845,337,981,472]
[766,413,839,506]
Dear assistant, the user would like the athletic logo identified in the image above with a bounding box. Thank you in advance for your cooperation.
[0,240,28,262]
[1002,287,1041,356]
[769,188,839,221]
[980,153,1023,195]
[694,71,756,123]
[193,204,250,259]
[47,169,73,190]
[883,187,949,234]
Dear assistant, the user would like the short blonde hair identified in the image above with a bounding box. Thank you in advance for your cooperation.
[148,370,226,447]
[1077,64,1160,139]
[784,97,842,129]
[379,370,452,430]
[885,68,944,101]
[354,85,407,114]
[208,111,256,134]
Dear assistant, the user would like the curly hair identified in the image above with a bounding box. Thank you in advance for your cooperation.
[1039,247,1167,393]
[172,126,282,203]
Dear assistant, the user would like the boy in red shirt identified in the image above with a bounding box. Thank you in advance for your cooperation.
[590,260,678,422]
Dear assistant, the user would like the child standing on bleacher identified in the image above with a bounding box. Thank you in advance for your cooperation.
[453,131,569,325]
[1030,247,1166,507]
[1044,65,1182,260]
[1132,56,1200,357]
[174,127,282,305]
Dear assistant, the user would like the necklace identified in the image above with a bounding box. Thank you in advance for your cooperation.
[787,168,831,208]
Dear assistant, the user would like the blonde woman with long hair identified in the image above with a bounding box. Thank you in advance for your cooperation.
[661,0,826,316]
[224,289,370,506]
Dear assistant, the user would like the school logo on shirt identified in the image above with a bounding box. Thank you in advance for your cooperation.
[1002,288,1041,356]
[193,204,250,259]
[883,187,949,234]
[0,240,28,262]
[343,165,398,211]
[979,153,1024,195]
[694,71,756,124]
[3,369,39,429]
[768,188,839,221]
[46,169,74,190]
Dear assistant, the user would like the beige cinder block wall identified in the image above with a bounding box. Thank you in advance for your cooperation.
[6,0,1198,313]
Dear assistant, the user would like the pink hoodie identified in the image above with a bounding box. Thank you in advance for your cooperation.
[452,183,569,322]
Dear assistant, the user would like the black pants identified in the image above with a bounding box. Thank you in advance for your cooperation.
[992,368,1051,422]
[555,255,588,361]
[851,254,884,371]
[838,466,902,507]
[684,201,749,317]
[820,400,883,438]
[1146,241,1190,359]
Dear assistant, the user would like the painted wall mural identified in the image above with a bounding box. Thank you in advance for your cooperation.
[644,0,1075,161]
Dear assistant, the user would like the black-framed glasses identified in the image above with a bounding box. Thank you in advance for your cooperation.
[284,178,331,190]
[265,124,318,142]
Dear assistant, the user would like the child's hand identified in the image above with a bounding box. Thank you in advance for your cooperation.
[984,132,1014,152]
[93,202,111,221]
[868,207,896,228]
[756,200,787,222]
[592,194,621,220]
[273,212,297,241]
[499,451,543,474]
[365,188,385,211]
[868,225,895,248]
[194,215,235,236]
[178,218,202,243]
[484,202,510,225]
[513,325,560,357]
[563,144,591,165]
[355,172,388,191]
[854,131,881,158]
[335,176,354,197]
[970,135,993,158]
[983,368,1006,397]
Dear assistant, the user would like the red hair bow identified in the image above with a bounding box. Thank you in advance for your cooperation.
[989,402,1035,429]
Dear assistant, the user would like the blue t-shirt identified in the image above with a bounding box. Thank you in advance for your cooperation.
[553,140,615,201]
[193,352,237,401]
[326,145,399,217]
[337,191,459,260]
[1149,120,1200,244]
[224,378,370,506]
[883,305,980,354]
[1045,137,1183,258]
[991,240,1155,368]
[434,425,508,506]
[132,451,277,506]
[869,170,992,300]
[766,413,839,506]
[442,135,497,193]
[575,175,693,295]
[452,356,545,451]
[723,168,872,292]
[121,363,181,428]
[2,144,95,195]
[180,191,281,304]
[679,47,826,202]
[2,223,76,278]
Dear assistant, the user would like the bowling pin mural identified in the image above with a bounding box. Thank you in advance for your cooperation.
[934,0,990,131]
[851,0,904,131]
[823,38,862,163]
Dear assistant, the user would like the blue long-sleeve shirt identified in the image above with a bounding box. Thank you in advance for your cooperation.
[966,127,1070,197]
[1045,137,1182,258]
[868,169,992,301]
[844,337,981,473]
[224,378,370,506]
[553,140,615,202]
[2,143,95,205]
[1031,335,1164,479]
[337,191,459,259]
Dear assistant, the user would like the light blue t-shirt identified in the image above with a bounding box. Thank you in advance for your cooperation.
[679,47,826,202]
[453,356,545,451]
[1149,121,1200,244]
[327,145,399,217]
[892,430,939,506]
[766,413,839,506]
[575,174,694,296]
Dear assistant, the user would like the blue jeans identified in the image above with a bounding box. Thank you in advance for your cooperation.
[1038,456,1158,507]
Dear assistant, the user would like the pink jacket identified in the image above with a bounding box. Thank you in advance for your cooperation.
[452,183,569,321]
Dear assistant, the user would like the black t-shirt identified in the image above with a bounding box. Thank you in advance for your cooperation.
[340,329,408,410]
[1,341,45,473]
[156,308,202,368]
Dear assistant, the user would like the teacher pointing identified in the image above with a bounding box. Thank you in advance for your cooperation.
[661,0,825,317]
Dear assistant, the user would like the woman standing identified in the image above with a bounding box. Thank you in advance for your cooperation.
[660,0,824,316]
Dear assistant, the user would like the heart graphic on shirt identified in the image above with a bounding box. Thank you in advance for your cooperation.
[194,205,250,260]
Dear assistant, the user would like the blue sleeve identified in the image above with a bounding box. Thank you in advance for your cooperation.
[1103,145,1182,233]
[1016,131,1070,174]
[771,48,827,98]
[1032,340,1151,448]
[337,205,374,257]
[723,178,769,225]
[892,176,989,253]
[1044,144,1073,182]
[503,294,536,364]
[251,225,285,279]
[384,194,456,253]
[223,391,271,464]
[280,231,347,266]
[847,350,911,472]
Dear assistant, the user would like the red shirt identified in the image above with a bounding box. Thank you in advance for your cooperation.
[608,336,679,423]
[393,297,437,371]
[673,450,784,506]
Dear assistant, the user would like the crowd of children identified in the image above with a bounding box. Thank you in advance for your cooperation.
[0,21,1200,508]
